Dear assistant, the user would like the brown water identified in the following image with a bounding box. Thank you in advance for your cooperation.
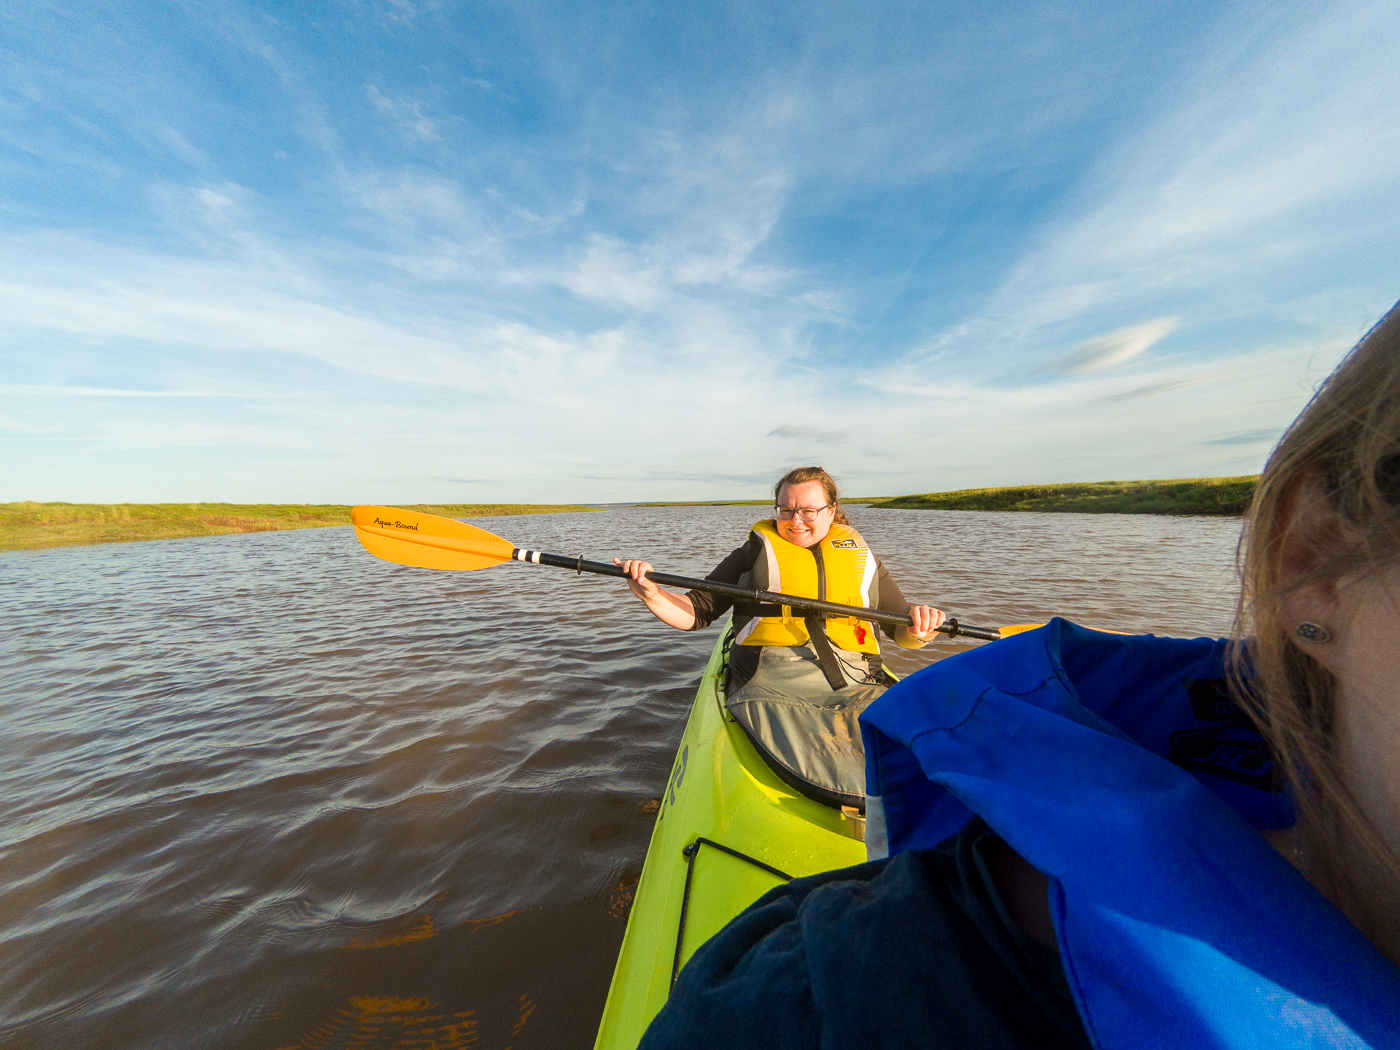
[0,506,1244,1049]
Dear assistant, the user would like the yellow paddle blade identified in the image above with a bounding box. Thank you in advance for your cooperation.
[351,506,517,571]
[998,623,1045,638]
[996,623,1125,638]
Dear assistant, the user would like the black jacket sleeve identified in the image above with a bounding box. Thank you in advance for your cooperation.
[637,824,1089,1050]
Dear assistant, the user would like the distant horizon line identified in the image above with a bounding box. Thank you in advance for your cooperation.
[2,474,1262,508]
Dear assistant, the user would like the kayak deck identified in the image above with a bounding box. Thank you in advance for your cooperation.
[593,633,867,1049]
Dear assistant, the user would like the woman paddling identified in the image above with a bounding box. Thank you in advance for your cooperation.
[639,302,1400,1049]
[615,466,947,809]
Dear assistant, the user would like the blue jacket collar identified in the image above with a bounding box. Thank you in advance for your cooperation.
[861,619,1400,1049]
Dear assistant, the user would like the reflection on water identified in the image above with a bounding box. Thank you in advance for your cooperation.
[0,506,1243,1048]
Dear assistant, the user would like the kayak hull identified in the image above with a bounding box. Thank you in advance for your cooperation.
[593,633,867,1049]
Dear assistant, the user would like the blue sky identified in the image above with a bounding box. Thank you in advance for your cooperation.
[2,0,1398,503]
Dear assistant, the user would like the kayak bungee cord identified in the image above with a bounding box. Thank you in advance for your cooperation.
[672,838,793,988]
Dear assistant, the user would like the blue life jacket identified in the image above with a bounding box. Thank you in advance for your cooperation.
[860,619,1400,1049]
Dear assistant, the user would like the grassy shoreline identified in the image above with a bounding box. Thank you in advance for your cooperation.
[628,499,773,507]
[629,497,889,508]
[0,502,599,553]
[868,477,1258,516]
[2,478,1258,551]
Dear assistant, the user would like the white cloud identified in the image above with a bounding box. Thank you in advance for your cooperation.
[1048,318,1178,374]
[366,85,439,143]
[1203,427,1282,447]
[341,168,479,233]
[1092,373,1214,403]
[768,424,847,442]
[380,0,419,25]
[0,228,812,501]
[0,223,1354,503]
[560,236,664,308]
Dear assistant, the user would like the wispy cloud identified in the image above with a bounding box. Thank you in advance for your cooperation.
[1203,427,1282,446]
[768,425,847,442]
[378,0,421,26]
[0,385,231,398]
[367,85,439,142]
[1046,318,1178,374]
[560,235,664,309]
[1093,373,1214,403]
[341,168,476,231]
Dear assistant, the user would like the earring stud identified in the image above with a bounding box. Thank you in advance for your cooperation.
[1296,622,1331,643]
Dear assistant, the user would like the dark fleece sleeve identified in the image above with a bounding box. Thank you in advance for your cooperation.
[685,535,761,630]
[637,827,1089,1050]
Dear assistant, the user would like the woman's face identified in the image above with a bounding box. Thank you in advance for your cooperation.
[1296,567,1400,861]
[775,480,836,548]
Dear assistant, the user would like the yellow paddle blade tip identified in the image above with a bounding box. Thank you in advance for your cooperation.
[351,505,516,571]
[997,623,1045,638]
[996,622,1124,638]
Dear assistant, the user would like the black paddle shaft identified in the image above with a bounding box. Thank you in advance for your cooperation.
[509,548,1003,642]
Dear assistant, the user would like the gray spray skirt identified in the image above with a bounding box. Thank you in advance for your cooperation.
[723,643,886,812]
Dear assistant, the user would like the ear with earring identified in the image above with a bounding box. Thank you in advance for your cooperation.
[1295,622,1332,642]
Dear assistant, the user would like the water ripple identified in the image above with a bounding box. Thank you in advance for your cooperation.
[0,506,1242,1048]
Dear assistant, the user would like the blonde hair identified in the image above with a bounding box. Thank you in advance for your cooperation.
[774,466,848,524]
[1232,299,1400,937]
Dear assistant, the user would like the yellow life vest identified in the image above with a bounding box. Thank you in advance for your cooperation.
[734,519,881,654]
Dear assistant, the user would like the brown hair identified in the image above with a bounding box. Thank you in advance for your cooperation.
[774,466,848,524]
[1232,298,1400,940]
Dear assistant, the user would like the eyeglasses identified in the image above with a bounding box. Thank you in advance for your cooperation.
[774,504,832,521]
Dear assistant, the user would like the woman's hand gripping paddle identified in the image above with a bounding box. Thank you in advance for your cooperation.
[350,505,1008,642]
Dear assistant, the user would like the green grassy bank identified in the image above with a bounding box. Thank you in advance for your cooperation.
[0,502,599,553]
[868,476,1258,516]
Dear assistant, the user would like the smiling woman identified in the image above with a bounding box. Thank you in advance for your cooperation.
[612,466,947,810]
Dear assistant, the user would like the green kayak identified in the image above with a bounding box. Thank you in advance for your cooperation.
[593,632,869,1049]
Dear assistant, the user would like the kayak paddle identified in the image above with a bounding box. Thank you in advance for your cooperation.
[351,505,1006,642]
